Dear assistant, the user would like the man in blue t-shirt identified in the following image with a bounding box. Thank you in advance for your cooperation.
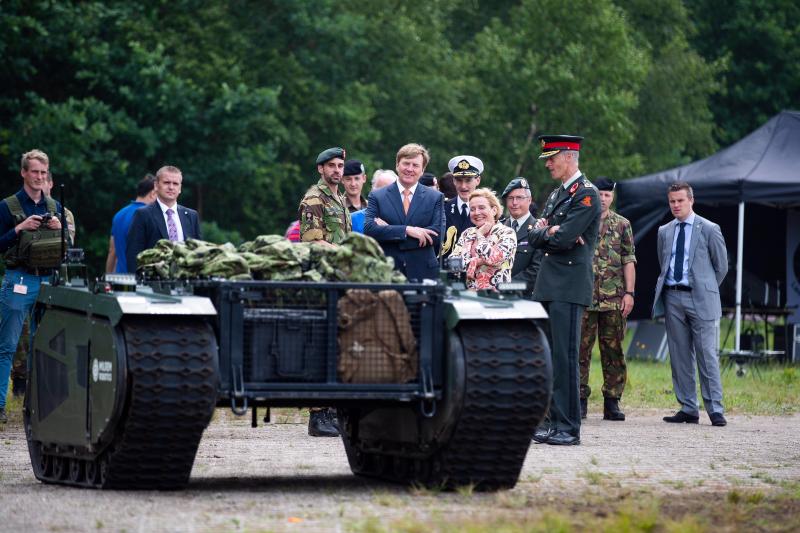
[105,175,156,273]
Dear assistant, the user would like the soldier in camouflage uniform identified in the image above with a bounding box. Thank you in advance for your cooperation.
[578,177,636,421]
[299,147,352,247]
[298,147,352,438]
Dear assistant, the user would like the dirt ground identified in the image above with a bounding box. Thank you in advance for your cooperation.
[1,408,799,532]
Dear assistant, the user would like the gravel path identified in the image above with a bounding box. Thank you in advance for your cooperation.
[1,409,798,532]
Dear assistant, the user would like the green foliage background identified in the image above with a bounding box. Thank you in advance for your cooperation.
[1,0,797,273]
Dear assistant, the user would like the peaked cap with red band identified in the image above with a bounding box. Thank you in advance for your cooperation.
[537,134,584,159]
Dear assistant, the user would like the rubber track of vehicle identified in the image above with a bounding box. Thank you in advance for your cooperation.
[426,321,550,490]
[101,317,218,489]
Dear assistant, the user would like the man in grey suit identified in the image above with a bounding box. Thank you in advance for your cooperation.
[652,181,728,427]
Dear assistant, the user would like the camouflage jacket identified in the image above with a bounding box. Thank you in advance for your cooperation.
[298,178,352,244]
[590,210,636,311]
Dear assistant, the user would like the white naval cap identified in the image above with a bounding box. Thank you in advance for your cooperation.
[447,155,484,177]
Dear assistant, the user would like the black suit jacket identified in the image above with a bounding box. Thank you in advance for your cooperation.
[126,201,201,271]
[364,184,444,281]
[443,197,473,257]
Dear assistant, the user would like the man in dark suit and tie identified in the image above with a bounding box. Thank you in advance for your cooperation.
[529,135,601,446]
[364,143,444,281]
[652,181,728,427]
[126,165,202,272]
[441,155,481,258]
[501,177,541,297]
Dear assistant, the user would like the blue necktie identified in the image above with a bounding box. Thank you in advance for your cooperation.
[674,222,686,284]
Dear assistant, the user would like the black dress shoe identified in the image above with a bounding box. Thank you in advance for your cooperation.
[709,413,727,427]
[580,398,587,419]
[545,431,580,446]
[603,397,625,421]
[308,409,340,437]
[532,427,554,443]
[663,411,699,424]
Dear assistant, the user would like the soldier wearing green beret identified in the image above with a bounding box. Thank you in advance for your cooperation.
[299,147,353,248]
[578,177,636,422]
[529,135,600,446]
[501,177,542,298]
[298,147,351,437]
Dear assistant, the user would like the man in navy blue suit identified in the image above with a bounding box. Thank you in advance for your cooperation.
[364,143,444,281]
[126,165,202,272]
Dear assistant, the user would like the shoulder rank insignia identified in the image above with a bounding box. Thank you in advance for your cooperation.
[569,182,580,195]
[583,179,593,187]
[581,196,592,207]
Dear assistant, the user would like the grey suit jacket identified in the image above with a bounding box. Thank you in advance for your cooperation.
[652,214,728,320]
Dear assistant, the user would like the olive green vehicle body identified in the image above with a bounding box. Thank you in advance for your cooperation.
[26,275,551,491]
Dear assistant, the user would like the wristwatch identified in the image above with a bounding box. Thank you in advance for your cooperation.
[625,291,635,297]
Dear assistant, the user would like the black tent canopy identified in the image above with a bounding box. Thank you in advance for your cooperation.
[618,110,800,241]
[617,110,800,346]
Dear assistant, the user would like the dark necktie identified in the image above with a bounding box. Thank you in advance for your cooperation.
[512,220,519,231]
[166,208,179,242]
[674,222,686,284]
[460,203,468,221]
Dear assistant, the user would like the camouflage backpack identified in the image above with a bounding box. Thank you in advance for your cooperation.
[3,195,65,269]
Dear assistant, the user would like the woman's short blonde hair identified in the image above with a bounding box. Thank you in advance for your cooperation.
[469,188,503,222]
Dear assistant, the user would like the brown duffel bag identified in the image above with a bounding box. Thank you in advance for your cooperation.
[337,289,418,383]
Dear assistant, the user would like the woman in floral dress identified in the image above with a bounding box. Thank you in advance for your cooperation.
[450,188,517,290]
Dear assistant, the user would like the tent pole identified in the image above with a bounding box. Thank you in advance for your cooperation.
[735,201,744,351]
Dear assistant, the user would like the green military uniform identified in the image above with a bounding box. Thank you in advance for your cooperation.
[298,178,352,244]
[579,210,636,402]
[530,167,601,440]
[345,195,368,213]
[501,178,542,298]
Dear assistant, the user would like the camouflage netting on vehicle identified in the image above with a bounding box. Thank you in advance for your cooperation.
[136,233,406,283]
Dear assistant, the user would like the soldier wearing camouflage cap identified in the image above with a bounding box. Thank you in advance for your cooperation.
[298,147,353,248]
[578,177,636,422]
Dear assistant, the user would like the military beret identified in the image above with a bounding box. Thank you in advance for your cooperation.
[343,159,365,176]
[419,172,436,187]
[538,134,584,159]
[447,155,484,177]
[594,177,616,191]
[501,177,530,198]
[316,147,346,165]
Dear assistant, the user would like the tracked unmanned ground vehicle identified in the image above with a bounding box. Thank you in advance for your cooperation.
[24,253,552,491]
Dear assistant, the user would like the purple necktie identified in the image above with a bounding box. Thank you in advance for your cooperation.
[166,208,179,242]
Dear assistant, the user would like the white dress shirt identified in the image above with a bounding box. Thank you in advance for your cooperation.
[157,198,185,242]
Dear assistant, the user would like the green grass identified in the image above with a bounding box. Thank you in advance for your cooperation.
[583,323,800,415]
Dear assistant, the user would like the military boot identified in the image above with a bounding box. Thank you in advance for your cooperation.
[0,408,7,424]
[580,398,588,419]
[308,409,339,437]
[603,397,625,421]
[12,376,26,397]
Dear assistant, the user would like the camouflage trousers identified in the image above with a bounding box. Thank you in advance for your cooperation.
[11,318,30,380]
[579,309,627,400]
